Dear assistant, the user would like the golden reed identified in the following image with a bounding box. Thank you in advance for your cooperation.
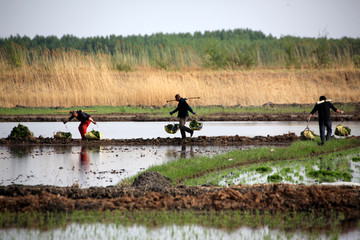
[0,53,359,107]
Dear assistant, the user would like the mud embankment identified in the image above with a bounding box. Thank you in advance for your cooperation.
[1,183,359,216]
[0,112,359,122]
[0,133,299,146]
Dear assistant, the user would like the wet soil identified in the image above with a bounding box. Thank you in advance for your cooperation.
[0,133,299,146]
[1,180,359,217]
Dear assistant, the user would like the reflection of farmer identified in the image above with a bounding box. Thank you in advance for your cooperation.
[307,96,343,145]
[80,146,88,162]
[170,94,196,139]
[63,110,96,139]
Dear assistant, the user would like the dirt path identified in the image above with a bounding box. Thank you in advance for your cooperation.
[1,112,359,122]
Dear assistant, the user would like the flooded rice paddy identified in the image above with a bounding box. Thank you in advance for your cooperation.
[1,121,360,239]
[1,121,359,139]
[0,144,259,188]
[0,121,359,188]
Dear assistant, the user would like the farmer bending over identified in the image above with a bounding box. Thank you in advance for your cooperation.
[170,94,196,139]
[307,96,343,145]
[63,110,96,139]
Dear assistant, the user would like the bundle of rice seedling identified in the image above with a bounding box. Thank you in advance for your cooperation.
[165,124,179,134]
[9,124,33,138]
[189,120,203,131]
[54,132,72,139]
[334,125,351,136]
[85,130,103,139]
[300,127,315,140]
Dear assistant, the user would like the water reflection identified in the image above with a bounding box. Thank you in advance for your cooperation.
[9,145,34,158]
[173,143,195,159]
[1,223,359,240]
[80,146,88,163]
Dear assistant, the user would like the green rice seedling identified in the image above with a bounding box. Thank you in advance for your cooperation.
[284,175,294,183]
[352,157,360,162]
[280,167,294,175]
[307,169,352,182]
[267,173,283,182]
[255,166,272,173]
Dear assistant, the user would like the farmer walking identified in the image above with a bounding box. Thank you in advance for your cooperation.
[307,96,344,145]
[63,110,96,139]
[170,94,196,139]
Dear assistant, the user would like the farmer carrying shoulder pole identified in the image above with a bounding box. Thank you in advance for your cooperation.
[307,96,343,145]
[170,94,196,139]
[63,110,96,139]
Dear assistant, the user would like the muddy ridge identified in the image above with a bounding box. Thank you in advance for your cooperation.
[1,183,359,217]
[1,112,359,122]
[0,133,299,146]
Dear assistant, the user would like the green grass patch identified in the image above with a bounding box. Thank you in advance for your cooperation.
[0,106,169,115]
[0,103,356,116]
[121,138,360,185]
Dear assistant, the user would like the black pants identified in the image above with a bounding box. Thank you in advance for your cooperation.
[319,120,332,144]
[179,118,193,139]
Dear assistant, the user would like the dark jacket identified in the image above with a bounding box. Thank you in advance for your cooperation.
[310,101,337,122]
[171,98,194,118]
[69,110,90,123]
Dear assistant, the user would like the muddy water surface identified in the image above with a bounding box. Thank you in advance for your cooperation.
[0,144,259,188]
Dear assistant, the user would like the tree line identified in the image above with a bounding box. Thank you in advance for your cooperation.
[1,28,360,70]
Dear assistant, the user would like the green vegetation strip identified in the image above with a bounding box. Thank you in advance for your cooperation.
[124,138,360,185]
[0,209,347,234]
[0,104,356,115]
[187,146,360,186]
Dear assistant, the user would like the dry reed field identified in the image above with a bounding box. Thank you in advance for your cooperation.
[0,53,359,107]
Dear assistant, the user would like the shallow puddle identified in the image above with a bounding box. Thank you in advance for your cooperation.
[1,121,359,139]
[0,144,260,188]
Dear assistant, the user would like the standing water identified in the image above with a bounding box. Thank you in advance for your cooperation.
[0,144,260,188]
[0,121,359,139]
